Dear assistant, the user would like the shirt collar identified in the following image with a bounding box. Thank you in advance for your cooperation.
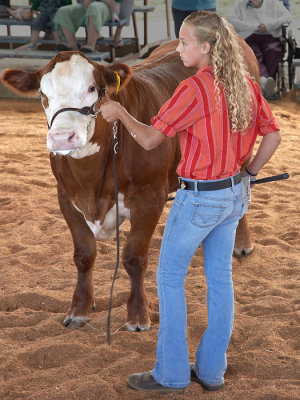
[196,65,213,75]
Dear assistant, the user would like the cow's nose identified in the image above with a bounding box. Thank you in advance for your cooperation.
[47,130,80,151]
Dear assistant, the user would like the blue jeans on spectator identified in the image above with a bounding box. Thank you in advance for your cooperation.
[172,7,216,38]
[32,11,57,31]
[152,174,246,388]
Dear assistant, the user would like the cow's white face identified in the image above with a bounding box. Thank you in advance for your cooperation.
[40,54,101,158]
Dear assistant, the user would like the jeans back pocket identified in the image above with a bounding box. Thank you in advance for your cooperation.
[191,202,226,228]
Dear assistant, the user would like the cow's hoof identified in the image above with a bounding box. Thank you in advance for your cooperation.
[233,247,254,259]
[63,315,90,329]
[126,322,151,332]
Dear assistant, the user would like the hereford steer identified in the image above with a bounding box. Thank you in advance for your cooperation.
[1,39,259,330]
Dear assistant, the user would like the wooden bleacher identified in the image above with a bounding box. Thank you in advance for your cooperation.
[0,1,171,62]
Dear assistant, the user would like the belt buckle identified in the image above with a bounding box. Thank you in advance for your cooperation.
[178,177,186,190]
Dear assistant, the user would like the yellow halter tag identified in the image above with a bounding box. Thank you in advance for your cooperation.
[114,71,121,94]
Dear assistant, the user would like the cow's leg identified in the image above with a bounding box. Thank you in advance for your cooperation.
[233,214,254,258]
[58,189,97,329]
[123,192,165,332]
[123,236,151,332]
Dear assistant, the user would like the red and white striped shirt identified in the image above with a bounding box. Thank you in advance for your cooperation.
[151,65,280,180]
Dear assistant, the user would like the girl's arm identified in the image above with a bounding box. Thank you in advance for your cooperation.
[100,100,166,151]
[246,131,282,175]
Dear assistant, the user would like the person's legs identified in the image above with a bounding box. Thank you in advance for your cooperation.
[53,4,85,50]
[84,2,111,51]
[60,26,78,49]
[30,30,40,46]
[260,35,282,79]
[245,34,278,97]
[28,12,48,50]
[172,8,192,38]
[152,189,202,388]
[85,15,99,50]
[246,34,268,77]
[113,0,134,46]
[118,0,134,23]
[172,7,216,38]
[127,175,244,392]
[194,183,244,386]
[152,179,241,387]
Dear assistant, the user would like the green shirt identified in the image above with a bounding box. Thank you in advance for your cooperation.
[31,0,72,12]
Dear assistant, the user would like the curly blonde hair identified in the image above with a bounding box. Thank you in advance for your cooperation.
[184,11,253,134]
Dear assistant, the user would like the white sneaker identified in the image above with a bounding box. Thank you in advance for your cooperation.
[260,76,277,99]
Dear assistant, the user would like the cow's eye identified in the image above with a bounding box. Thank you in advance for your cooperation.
[38,90,49,108]
[88,86,96,93]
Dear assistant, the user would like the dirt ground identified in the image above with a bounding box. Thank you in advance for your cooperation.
[0,91,299,400]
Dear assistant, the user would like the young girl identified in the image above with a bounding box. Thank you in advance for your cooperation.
[101,11,281,393]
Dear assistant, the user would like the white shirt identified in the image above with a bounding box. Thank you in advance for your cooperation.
[227,0,292,38]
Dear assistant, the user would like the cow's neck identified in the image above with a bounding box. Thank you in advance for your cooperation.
[50,137,116,222]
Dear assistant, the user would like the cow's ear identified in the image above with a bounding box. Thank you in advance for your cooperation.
[1,69,40,97]
[102,63,132,95]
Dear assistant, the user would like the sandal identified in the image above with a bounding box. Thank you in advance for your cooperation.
[114,38,124,48]
[56,43,78,52]
[80,46,95,53]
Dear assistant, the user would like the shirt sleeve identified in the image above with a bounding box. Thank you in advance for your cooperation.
[253,82,280,136]
[264,1,292,33]
[227,2,258,33]
[151,80,202,137]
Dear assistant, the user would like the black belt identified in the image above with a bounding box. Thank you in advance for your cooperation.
[179,173,241,191]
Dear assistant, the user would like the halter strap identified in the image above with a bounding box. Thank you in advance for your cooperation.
[48,87,106,129]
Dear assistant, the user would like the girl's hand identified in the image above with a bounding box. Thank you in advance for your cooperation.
[100,101,122,123]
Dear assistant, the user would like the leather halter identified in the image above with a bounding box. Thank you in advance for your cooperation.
[48,87,106,129]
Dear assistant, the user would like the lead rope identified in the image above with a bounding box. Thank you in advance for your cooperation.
[107,121,120,344]
[107,72,121,345]
[107,121,119,345]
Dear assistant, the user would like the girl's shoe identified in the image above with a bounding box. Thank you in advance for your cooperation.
[190,363,225,392]
[127,371,185,393]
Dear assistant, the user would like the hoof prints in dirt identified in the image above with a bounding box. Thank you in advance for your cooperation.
[0,293,68,313]
[1,95,300,399]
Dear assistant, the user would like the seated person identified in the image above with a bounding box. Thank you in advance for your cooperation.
[28,0,71,50]
[227,0,292,99]
[0,0,10,17]
[54,0,133,53]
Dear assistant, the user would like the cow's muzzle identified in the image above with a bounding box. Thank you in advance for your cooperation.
[47,130,81,152]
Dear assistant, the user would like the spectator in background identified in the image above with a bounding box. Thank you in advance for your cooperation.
[280,0,290,11]
[0,0,10,17]
[54,0,133,53]
[172,0,216,38]
[227,0,292,99]
[27,0,71,50]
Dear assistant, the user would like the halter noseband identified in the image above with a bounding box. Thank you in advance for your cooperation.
[48,87,106,129]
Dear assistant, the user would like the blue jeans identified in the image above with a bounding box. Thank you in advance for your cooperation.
[152,174,247,388]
